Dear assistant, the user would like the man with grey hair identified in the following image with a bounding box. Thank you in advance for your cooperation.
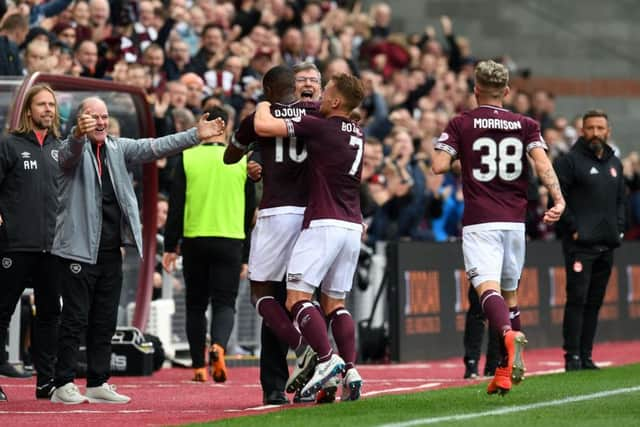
[432,59,566,395]
[293,61,322,101]
[50,96,224,404]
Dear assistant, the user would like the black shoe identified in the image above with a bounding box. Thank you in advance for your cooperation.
[263,390,289,405]
[35,380,56,399]
[0,386,7,402]
[581,358,600,370]
[463,359,479,379]
[565,354,581,371]
[0,363,31,378]
[483,366,496,377]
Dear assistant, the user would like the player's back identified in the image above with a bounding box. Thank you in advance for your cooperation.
[235,100,318,211]
[436,105,544,226]
[302,116,363,229]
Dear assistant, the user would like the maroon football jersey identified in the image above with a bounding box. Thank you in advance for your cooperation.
[234,101,319,210]
[285,115,363,229]
[435,105,546,226]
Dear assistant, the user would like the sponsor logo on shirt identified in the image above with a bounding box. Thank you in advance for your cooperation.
[589,167,599,175]
[21,151,31,159]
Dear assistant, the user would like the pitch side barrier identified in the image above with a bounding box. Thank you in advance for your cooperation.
[386,241,640,362]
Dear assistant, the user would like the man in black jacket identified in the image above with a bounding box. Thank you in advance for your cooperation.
[0,13,27,76]
[0,84,63,399]
[553,109,626,371]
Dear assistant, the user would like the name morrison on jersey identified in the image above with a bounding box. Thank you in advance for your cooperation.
[473,118,522,130]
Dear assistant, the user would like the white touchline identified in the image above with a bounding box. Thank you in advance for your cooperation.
[362,383,441,397]
[0,410,152,415]
[377,385,640,427]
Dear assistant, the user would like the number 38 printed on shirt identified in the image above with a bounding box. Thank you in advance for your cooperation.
[472,136,523,182]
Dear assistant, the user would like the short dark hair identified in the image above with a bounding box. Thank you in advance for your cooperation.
[263,65,295,99]
[582,109,608,124]
[332,73,364,112]
[203,106,229,124]
[201,23,224,38]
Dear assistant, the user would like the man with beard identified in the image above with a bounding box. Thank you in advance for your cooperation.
[0,84,65,400]
[553,109,625,372]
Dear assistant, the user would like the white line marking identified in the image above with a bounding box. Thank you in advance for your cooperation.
[224,383,444,413]
[225,404,282,412]
[376,385,640,427]
[0,410,152,415]
[362,383,441,397]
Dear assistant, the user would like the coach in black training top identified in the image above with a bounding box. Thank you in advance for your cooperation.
[0,84,63,399]
[553,109,625,372]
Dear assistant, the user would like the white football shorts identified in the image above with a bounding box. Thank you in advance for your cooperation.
[248,212,304,282]
[462,223,525,291]
[286,225,361,296]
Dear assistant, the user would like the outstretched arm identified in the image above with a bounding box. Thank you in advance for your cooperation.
[254,101,288,137]
[529,147,565,224]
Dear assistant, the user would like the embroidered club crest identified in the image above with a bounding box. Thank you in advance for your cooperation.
[70,263,82,274]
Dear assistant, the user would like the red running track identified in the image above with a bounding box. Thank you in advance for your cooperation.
[1,340,640,427]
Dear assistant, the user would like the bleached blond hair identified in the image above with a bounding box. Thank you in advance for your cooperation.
[474,60,509,97]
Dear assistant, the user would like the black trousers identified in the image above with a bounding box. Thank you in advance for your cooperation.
[259,281,289,394]
[54,251,122,388]
[463,284,500,370]
[0,252,60,386]
[562,244,614,359]
[181,237,242,368]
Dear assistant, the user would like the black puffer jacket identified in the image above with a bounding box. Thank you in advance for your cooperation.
[553,137,625,250]
[0,131,61,252]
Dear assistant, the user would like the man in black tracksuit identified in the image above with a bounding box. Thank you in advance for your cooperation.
[0,84,63,400]
[553,109,626,371]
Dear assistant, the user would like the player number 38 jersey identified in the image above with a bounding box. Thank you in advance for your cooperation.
[435,105,546,226]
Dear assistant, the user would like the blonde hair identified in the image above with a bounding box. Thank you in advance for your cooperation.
[474,60,508,97]
[12,84,61,138]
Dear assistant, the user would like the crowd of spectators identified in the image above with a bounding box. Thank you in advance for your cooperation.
[1,0,639,246]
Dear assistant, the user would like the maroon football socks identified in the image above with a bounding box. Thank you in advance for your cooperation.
[291,300,333,362]
[327,307,356,371]
[257,296,305,350]
[480,289,512,336]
